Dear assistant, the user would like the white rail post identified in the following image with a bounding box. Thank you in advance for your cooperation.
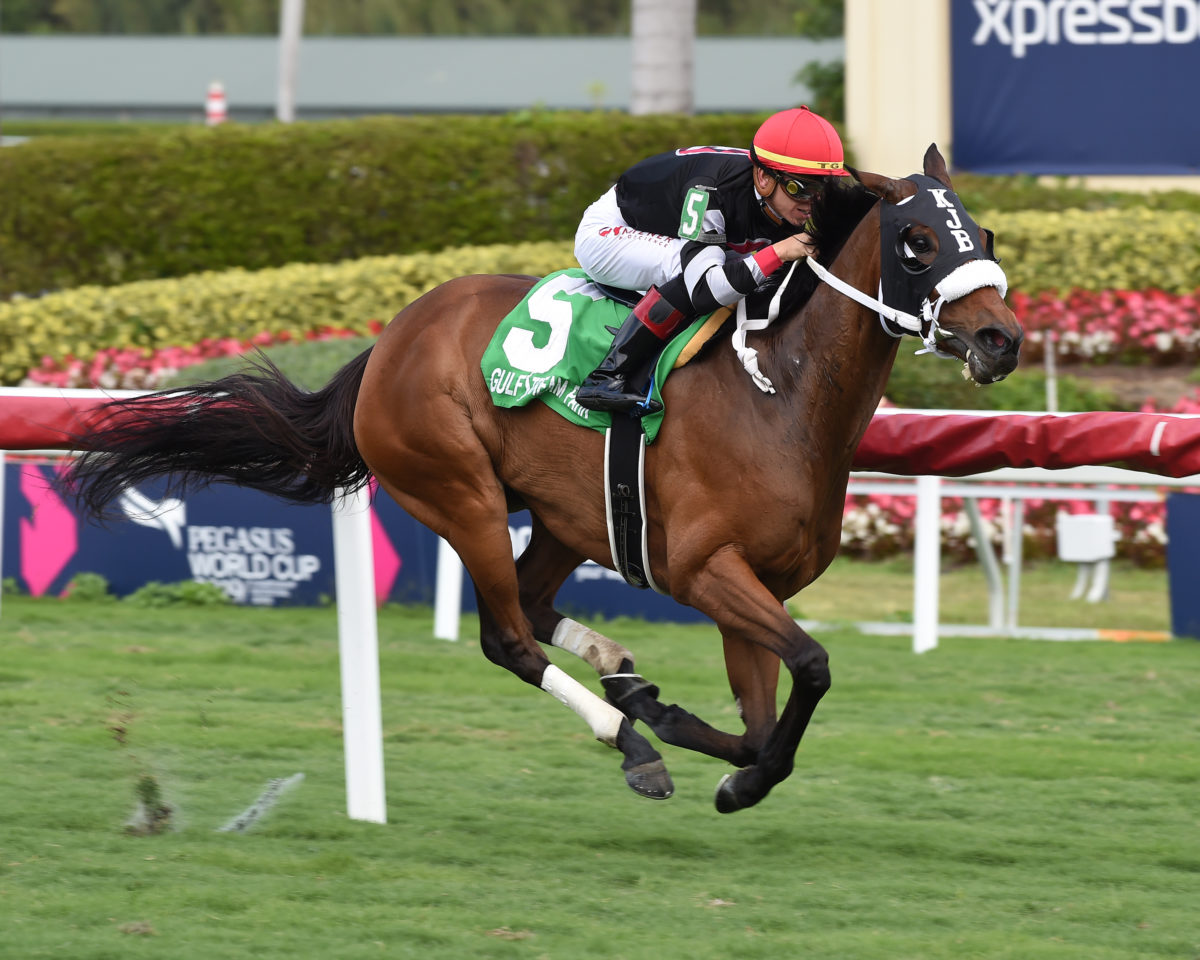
[1006,498,1025,633]
[331,485,386,824]
[433,537,463,641]
[912,474,942,653]
[963,496,1005,629]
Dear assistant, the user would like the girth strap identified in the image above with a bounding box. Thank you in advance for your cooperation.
[603,416,662,592]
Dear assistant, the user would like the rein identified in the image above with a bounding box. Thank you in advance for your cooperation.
[805,252,1008,359]
[730,254,1008,395]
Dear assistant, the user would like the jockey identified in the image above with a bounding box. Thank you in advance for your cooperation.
[574,105,850,414]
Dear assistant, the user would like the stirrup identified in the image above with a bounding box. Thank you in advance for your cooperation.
[576,376,658,415]
[577,389,662,417]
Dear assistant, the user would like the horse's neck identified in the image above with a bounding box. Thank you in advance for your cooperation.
[778,220,898,426]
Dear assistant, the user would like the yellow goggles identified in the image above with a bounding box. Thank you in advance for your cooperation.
[770,171,822,200]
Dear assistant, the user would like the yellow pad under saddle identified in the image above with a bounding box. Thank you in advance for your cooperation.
[672,306,732,369]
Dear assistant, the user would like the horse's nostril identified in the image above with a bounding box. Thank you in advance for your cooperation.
[979,327,1018,355]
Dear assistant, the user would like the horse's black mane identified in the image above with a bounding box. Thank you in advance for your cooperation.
[743,177,879,321]
[809,176,882,274]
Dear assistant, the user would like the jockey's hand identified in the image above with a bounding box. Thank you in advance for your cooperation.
[773,233,818,262]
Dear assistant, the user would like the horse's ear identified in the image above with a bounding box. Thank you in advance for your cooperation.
[855,169,912,205]
[923,143,953,189]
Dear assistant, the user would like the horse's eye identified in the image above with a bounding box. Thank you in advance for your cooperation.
[909,235,932,254]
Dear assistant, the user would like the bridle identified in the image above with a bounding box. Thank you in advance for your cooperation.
[732,175,1009,394]
[807,175,1008,358]
[805,255,1008,358]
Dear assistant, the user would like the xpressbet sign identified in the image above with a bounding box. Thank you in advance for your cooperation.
[972,0,1200,57]
[953,0,1200,174]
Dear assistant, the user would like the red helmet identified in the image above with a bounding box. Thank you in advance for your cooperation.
[752,106,849,178]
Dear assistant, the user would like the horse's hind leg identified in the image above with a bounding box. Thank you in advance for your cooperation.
[517,518,653,691]
[371,469,671,800]
[516,519,761,766]
[510,517,672,796]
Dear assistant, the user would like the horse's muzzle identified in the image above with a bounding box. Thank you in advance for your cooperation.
[955,321,1022,381]
[966,324,1023,384]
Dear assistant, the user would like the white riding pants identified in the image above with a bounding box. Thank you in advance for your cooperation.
[574,186,685,294]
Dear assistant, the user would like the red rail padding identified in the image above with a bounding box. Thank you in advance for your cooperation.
[0,391,123,451]
[855,411,1200,479]
[2,390,1200,478]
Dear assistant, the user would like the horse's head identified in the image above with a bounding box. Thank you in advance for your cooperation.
[855,145,1023,385]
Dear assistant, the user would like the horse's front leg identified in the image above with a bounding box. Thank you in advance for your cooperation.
[677,547,831,813]
[719,631,781,760]
[530,610,765,767]
[552,622,763,768]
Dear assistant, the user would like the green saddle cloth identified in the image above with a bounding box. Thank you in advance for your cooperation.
[480,269,710,444]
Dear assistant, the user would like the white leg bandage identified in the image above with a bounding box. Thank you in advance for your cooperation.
[550,618,631,676]
[540,664,625,747]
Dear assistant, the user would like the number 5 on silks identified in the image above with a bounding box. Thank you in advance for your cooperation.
[678,187,711,241]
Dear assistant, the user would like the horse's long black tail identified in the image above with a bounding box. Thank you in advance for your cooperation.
[64,348,374,520]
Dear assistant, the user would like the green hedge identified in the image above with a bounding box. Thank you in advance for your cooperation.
[0,112,769,298]
[885,343,1120,413]
[5,199,1200,386]
[952,173,1200,216]
[0,241,577,384]
[987,208,1200,295]
[12,110,1200,304]
[9,195,1200,386]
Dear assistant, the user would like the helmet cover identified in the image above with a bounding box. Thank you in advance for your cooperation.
[752,107,849,178]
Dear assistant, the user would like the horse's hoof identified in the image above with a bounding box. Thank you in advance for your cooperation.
[714,771,760,814]
[624,759,674,799]
[714,774,743,813]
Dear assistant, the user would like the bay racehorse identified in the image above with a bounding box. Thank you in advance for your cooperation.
[65,145,1022,813]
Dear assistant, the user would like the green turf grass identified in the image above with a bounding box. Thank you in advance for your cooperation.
[790,556,1174,634]
[1,597,1196,959]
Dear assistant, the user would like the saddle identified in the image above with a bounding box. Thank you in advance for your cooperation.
[481,269,732,441]
[594,281,730,369]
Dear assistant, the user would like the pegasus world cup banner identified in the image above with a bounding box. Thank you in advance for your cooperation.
[952,0,1200,174]
[3,462,704,621]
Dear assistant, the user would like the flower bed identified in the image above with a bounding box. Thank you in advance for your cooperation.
[27,283,1200,388]
[1013,288,1200,364]
[840,492,1169,568]
[19,292,1192,569]
[23,322,384,390]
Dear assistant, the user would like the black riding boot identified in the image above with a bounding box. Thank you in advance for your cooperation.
[576,286,687,415]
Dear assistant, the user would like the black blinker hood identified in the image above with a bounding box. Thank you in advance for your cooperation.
[879,174,996,319]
